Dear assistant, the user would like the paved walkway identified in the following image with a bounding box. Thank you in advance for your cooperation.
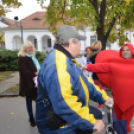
[0,92,134,134]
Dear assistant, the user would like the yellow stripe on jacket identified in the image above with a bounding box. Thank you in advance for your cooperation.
[86,76,109,101]
[79,76,89,107]
[55,50,96,125]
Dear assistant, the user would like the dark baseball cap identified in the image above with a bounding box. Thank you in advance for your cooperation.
[56,25,87,40]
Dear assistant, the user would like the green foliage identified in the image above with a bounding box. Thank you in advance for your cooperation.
[1,0,22,17]
[0,50,18,71]
[35,51,46,65]
[37,0,134,49]
[0,50,46,71]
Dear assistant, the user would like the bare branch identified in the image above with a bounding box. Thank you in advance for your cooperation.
[88,0,99,15]
[105,17,117,40]
[61,0,66,24]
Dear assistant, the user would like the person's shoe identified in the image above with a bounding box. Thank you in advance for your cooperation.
[29,115,36,127]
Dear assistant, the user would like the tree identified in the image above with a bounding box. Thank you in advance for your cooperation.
[0,0,22,17]
[37,0,134,50]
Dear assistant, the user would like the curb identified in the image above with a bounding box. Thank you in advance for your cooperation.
[0,94,19,98]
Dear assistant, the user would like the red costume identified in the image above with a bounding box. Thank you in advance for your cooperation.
[87,43,134,132]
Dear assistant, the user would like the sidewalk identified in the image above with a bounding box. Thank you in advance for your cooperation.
[0,72,19,94]
[0,97,38,134]
[0,91,133,134]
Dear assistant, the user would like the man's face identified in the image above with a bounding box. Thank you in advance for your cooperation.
[122,45,133,59]
[70,38,81,57]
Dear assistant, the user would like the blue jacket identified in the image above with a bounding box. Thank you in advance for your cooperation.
[36,44,109,134]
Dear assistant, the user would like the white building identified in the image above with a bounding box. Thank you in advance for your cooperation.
[0,16,16,48]
[3,12,134,53]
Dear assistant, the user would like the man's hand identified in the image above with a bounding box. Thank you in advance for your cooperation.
[104,97,114,106]
[81,65,88,71]
[93,120,105,133]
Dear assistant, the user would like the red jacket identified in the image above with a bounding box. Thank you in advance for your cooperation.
[87,43,134,112]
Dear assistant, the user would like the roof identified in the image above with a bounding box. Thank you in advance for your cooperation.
[1,17,15,25]
[4,12,64,30]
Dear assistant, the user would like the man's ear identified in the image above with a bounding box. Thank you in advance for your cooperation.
[69,38,74,48]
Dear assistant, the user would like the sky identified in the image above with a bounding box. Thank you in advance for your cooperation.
[6,0,50,20]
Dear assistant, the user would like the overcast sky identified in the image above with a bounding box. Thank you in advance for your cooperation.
[6,0,50,20]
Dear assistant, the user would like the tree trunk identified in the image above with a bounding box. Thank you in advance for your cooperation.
[97,28,107,50]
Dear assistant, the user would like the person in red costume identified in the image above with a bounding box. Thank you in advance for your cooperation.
[81,43,134,133]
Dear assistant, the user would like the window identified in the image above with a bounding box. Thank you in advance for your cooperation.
[34,39,37,49]
[47,39,51,48]
[33,18,41,20]
[90,36,97,45]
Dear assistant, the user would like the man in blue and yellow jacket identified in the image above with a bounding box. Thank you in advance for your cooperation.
[36,25,113,134]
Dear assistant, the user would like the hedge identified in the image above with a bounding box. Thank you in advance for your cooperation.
[0,49,46,71]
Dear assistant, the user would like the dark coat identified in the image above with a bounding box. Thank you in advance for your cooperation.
[18,56,37,100]
[89,50,100,80]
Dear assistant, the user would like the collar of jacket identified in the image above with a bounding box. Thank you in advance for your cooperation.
[87,50,101,59]
[54,44,75,60]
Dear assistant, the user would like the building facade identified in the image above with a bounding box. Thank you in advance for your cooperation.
[3,12,134,53]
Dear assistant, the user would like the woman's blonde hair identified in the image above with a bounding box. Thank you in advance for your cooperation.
[18,41,35,57]
[91,41,102,50]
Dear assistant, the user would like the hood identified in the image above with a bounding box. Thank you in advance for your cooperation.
[119,43,134,57]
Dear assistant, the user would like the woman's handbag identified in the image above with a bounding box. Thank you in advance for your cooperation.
[33,76,38,87]
[112,110,127,134]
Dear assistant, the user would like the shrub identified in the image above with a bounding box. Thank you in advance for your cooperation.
[35,51,46,65]
[0,50,18,71]
[0,50,46,71]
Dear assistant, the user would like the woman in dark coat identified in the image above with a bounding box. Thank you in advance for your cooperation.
[87,41,106,115]
[18,41,40,127]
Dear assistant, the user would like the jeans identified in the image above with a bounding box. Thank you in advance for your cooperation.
[89,105,102,119]
[26,96,33,116]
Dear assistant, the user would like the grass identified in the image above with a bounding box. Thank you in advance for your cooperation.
[0,71,15,82]
[0,83,19,95]
[0,71,19,95]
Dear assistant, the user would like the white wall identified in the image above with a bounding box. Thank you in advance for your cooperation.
[130,32,134,44]
[4,28,134,52]
[13,36,21,50]
[0,22,8,28]
[4,29,55,51]
[78,27,97,54]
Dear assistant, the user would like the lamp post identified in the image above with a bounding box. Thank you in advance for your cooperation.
[19,21,24,44]
[14,16,24,44]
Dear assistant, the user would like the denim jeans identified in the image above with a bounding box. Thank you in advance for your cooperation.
[26,96,33,116]
[89,105,102,119]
